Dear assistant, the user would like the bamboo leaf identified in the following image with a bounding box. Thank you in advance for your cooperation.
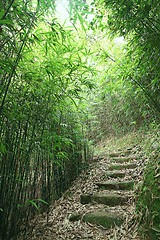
[0,19,13,25]
[28,200,40,211]
[77,12,86,32]
[45,42,48,56]
[34,199,49,205]
[0,143,6,154]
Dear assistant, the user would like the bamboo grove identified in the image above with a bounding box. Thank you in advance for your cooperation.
[0,0,160,239]
[89,0,160,114]
[74,0,160,139]
[0,1,94,239]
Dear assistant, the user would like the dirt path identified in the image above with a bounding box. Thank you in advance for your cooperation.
[19,145,148,240]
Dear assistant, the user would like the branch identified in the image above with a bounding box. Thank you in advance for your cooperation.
[1,0,15,20]
[0,9,39,114]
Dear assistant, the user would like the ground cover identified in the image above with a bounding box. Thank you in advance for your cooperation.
[16,131,156,240]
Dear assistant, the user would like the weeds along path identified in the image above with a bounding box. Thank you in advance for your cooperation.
[18,145,148,240]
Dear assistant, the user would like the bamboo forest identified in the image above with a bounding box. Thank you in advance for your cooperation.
[0,0,159,239]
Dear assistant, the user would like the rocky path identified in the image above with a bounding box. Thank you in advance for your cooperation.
[19,145,148,240]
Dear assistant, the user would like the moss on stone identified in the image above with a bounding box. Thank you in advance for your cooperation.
[109,152,120,157]
[91,194,128,206]
[110,157,134,163]
[80,194,92,204]
[83,211,123,228]
[96,181,135,190]
[105,172,125,178]
[69,213,82,221]
[109,150,132,158]
[108,163,137,170]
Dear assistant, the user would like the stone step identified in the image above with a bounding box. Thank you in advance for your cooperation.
[69,211,123,228]
[80,194,128,206]
[96,181,135,190]
[105,171,126,178]
[109,150,132,158]
[110,157,135,163]
[69,213,82,221]
[108,163,137,171]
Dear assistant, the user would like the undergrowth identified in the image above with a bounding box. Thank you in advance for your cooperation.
[135,125,160,240]
[94,123,160,240]
[136,153,160,240]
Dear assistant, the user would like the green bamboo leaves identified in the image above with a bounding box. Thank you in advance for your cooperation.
[17,198,49,212]
[0,9,95,240]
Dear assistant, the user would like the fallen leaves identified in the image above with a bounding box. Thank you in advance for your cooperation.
[17,145,148,240]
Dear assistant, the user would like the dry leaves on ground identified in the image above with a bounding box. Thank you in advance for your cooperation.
[18,145,148,240]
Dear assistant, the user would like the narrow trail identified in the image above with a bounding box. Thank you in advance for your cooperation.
[19,145,148,240]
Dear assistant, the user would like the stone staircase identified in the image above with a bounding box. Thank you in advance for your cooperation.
[69,146,139,229]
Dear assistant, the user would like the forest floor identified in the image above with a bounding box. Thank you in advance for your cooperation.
[19,134,149,240]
